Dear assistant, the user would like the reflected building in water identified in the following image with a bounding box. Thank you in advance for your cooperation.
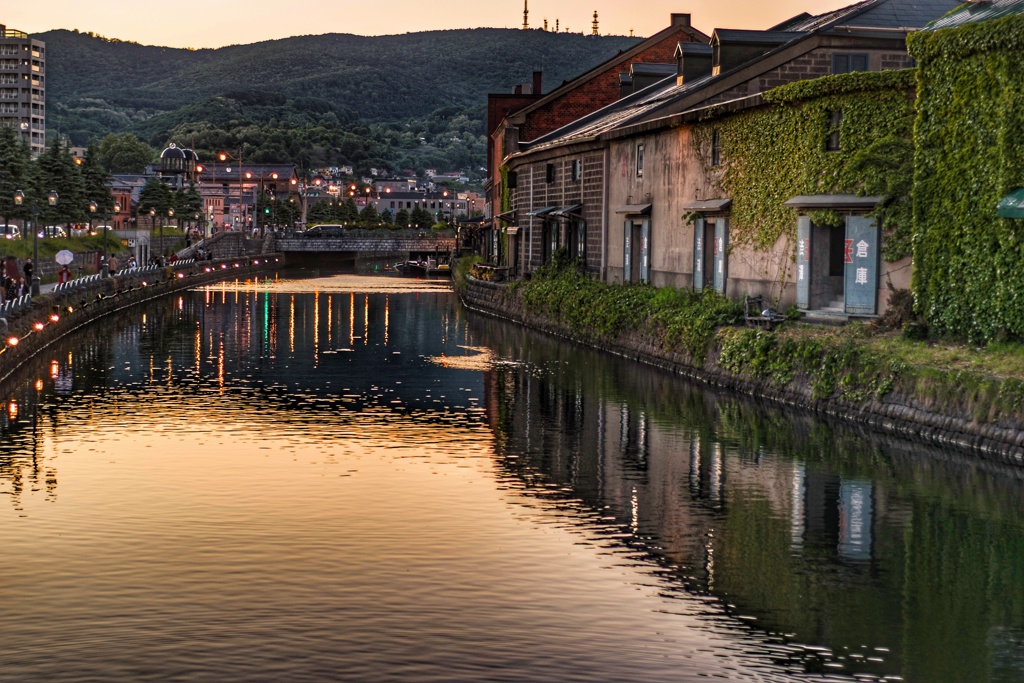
[473,313,1024,681]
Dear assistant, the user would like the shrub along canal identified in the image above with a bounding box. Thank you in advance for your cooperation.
[1,273,1023,682]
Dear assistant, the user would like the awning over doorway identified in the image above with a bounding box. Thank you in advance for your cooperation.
[680,198,732,212]
[784,194,882,210]
[997,188,1024,218]
[614,203,652,215]
[494,209,517,221]
[549,204,583,218]
[527,206,558,217]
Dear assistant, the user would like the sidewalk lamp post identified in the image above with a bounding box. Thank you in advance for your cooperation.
[245,170,278,237]
[89,201,100,274]
[165,208,174,257]
[13,189,57,295]
[100,201,120,276]
[218,150,243,230]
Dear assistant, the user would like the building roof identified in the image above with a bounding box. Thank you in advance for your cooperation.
[630,63,677,77]
[712,29,806,44]
[923,0,1024,30]
[511,0,958,160]
[504,14,710,125]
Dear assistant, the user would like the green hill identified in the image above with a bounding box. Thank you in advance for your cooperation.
[42,28,642,174]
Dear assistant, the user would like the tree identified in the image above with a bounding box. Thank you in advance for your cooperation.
[137,177,174,218]
[174,181,204,231]
[394,208,409,228]
[410,207,433,229]
[97,133,155,173]
[80,145,114,219]
[359,201,380,228]
[0,127,32,229]
[34,138,86,228]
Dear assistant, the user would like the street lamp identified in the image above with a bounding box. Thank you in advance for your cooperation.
[102,201,120,276]
[149,208,156,264]
[244,170,279,237]
[165,208,174,258]
[219,149,243,231]
[13,189,57,295]
[89,201,100,274]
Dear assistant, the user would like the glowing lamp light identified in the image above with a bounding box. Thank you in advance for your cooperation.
[234,263,240,268]
[7,336,18,346]
[34,322,44,331]
[8,400,17,419]
[221,264,227,269]
[35,379,43,391]
[254,260,260,265]
[178,273,185,279]
[141,281,148,286]
[49,314,59,323]
[205,267,211,273]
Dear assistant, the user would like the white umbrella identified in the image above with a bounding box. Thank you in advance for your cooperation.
[55,250,74,265]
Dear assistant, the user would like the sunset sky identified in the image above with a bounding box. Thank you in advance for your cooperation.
[6,0,857,49]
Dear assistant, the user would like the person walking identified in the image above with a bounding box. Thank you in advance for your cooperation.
[57,265,71,284]
[22,258,33,288]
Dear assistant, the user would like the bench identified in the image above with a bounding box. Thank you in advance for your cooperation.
[744,294,786,330]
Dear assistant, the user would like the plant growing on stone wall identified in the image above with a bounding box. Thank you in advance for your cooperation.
[517,262,742,361]
[692,70,916,258]
[908,14,1024,343]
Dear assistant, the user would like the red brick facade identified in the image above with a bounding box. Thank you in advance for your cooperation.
[519,32,701,142]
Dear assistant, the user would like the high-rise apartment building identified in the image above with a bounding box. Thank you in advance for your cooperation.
[0,24,45,155]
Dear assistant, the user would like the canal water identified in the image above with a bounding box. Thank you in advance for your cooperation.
[2,273,1024,682]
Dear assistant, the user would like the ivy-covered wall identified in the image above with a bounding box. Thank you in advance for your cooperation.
[908,14,1024,343]
[693,70,916,260]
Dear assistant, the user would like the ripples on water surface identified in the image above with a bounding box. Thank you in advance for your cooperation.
[2,273,1024,682]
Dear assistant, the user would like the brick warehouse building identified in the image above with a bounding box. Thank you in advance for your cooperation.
[499,0,956,321]
[484,13,710,266]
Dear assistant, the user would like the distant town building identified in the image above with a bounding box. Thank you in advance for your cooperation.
[0,24,45,155]
[371,190,468,220]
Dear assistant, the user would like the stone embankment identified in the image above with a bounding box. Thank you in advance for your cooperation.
[0,254,284,385]
[461,277,1024,464]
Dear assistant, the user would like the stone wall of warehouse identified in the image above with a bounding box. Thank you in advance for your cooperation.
[460,276,1024,463]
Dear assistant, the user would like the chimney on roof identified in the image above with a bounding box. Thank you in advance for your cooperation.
[514,84,523,95]
[532,71,543,96]
[671,13,691,28]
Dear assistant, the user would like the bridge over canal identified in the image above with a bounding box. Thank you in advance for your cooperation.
[275,234,456,269]
[180,231,455,271]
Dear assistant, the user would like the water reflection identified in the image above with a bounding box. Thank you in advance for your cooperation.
[3,277,1024,682]
[473,314,1024,683]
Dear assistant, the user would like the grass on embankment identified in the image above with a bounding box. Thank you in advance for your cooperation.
[462,261,1024,428]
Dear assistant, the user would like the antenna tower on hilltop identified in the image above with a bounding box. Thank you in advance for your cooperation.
[592,11,599,35]
[522,0,529,30]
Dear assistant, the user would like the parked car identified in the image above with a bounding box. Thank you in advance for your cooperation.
[38,225,68,238]
[0,224,20,240]
[304,224,346,238]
